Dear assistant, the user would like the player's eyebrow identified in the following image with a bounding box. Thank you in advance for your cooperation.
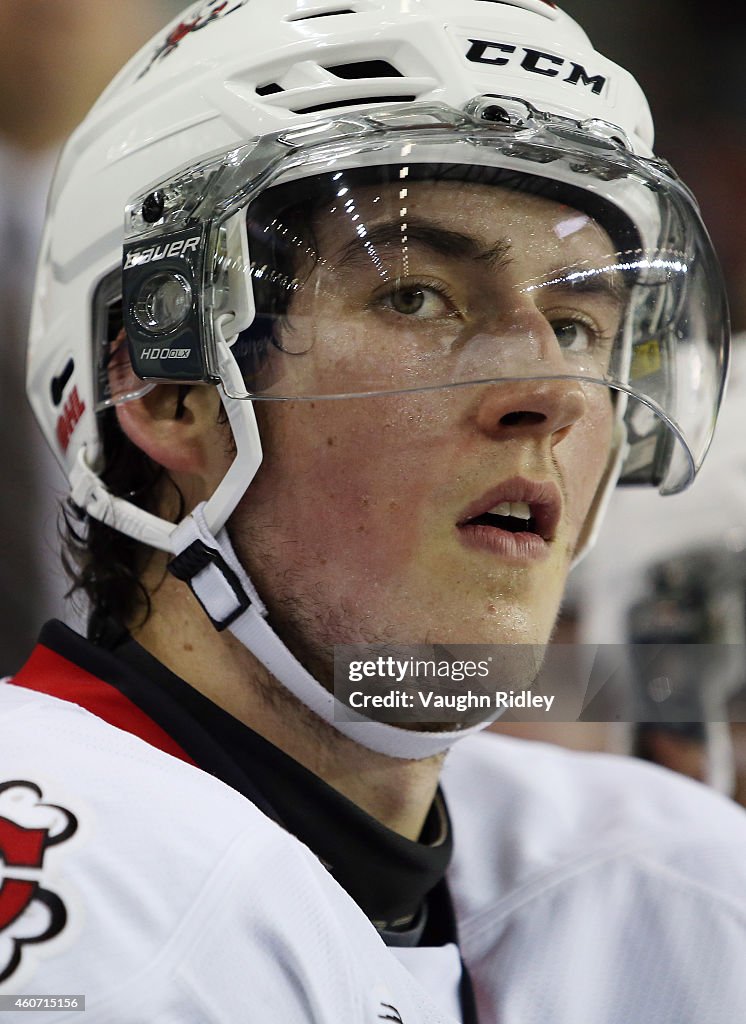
[522,263,628,304]
[330,217,626,303]
[331,218,514,270]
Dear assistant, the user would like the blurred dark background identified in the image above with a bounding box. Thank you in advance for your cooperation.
[561,0,746,332]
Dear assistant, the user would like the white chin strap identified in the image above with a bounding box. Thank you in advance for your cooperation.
[72,439,491,760]
[168,503,494,761]
[73,326,495,761]
[73,375,627,762]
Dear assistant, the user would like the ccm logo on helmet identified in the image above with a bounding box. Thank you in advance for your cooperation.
[124,235,200,270]
[466,39,607,95]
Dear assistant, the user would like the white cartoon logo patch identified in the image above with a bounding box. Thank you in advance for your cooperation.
[0,782,77,984]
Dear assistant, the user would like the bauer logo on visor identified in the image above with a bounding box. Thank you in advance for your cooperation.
[123,235,201,270]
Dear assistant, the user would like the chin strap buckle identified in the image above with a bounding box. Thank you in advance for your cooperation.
[169,538,252,631]
[166,505,480,760]
[168,504,266,632]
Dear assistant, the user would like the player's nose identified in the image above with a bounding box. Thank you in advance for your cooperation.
[471,374,588,446]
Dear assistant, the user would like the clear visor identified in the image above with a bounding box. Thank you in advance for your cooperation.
[106,109,729,494]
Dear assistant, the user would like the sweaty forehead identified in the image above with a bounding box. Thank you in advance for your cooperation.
[313,178,616,265]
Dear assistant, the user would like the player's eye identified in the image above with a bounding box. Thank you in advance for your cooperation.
[378,283,456,319]
[552,318,596,353]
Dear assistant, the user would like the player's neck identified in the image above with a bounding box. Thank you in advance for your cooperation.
[129,564,444,841]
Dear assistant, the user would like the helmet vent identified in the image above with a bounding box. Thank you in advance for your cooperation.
[255,56,422,113]
[293,94,416,115]
[258,59,404,96]
[256,82,284,97]
[286,8,356,20]
[284,0,383,21]
[472,0,558,15]
[325,59,403,80]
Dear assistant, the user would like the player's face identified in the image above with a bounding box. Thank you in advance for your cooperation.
[231,181,618,679]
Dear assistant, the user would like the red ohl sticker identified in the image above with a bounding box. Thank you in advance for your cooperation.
[55,386,86,455]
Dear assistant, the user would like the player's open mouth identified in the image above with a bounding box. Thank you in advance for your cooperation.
[456,477,561,560]
[466,501,537,533]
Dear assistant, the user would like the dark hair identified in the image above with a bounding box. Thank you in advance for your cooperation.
[61,405,185,643]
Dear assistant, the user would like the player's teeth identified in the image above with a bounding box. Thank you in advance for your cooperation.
[510,502,532,520]
[486,501,532,519]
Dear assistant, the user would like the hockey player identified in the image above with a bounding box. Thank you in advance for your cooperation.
[3,1,746,1021]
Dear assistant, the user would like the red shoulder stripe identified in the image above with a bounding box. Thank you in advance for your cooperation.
[12,645,195,766]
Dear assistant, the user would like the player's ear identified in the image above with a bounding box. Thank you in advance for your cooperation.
[115,382,231,487]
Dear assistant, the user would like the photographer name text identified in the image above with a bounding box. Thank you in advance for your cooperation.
[347,689,555,712]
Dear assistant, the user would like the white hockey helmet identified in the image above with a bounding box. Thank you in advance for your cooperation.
[28,0,729,758]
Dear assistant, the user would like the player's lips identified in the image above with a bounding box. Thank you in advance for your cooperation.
[456,476,562,560]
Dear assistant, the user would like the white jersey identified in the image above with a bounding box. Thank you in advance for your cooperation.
[0,682,454,1024]
[444,732,746,1021]
[2,678,746,1022]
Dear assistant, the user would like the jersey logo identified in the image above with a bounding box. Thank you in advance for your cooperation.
[139,0,251,78]
[379,1004,404,1023]
[0,782,78,984]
